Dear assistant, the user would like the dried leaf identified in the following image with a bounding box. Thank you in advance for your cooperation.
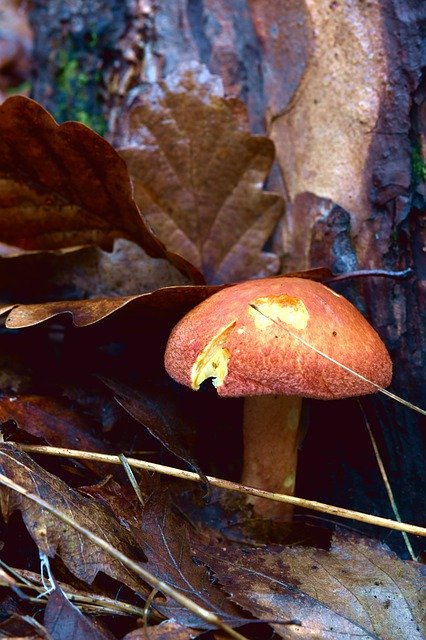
[118,63,284,284]
[0,97,149,251]
[0,239,190,305]
[101,377,206,483]
[2,267,329,330]
[122,620,194,640]
[0,96,200,282]
[44,585,115,640]
[0,443,147,592]
[4,284,221,329]
[195,531,425,639]
[0,613,49,639]
[0,395,115,475]
[140,488,245,630]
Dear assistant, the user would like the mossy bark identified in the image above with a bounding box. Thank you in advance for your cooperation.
[29,0,149,135]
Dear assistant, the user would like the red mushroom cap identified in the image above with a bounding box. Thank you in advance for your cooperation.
[164,277,392,399]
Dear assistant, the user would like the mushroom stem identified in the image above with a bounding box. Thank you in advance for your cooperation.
[241,395,302,520]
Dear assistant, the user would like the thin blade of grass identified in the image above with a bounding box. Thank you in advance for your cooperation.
[358,401,417,560]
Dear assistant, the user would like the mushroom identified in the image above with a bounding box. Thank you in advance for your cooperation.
[164,277,392,519]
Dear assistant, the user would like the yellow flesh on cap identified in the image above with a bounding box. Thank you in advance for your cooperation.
[190,296,309,391]
[248,294,309,330]
[191,321,236,390]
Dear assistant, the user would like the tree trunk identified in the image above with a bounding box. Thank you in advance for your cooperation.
[29,0,425,557]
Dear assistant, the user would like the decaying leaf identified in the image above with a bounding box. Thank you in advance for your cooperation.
[118,63,284,284]
[44,585,115,640]
[0,613,49,639]
[122,620,194,639]
[195,530,425,639]
[0,239,190,305]
[139,488,245,629]
[0,96,200,282]
[0,443,147,592]
[101,377,206,484]
[0,395,115,476]
[2,267,330,330]
[3,283,221,329]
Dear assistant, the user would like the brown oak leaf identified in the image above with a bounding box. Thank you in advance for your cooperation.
[194,530,425,639]
[0,96,200,282]
[117,63,284,284]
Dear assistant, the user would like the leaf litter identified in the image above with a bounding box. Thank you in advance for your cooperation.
[194,530,425,640]
[0,443,148,593]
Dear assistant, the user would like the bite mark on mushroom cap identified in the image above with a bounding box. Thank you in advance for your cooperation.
[164,277,392,399]
[191,321,235,390]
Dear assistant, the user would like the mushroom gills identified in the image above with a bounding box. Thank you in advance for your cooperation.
[191,321,236,390]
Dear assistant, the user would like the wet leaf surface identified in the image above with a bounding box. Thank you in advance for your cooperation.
[118,64,284,284]
[0,443,148,592]
[194,531,425,640]
[44,585,115,640]
[139,488,246,629]
[101,377,207,484]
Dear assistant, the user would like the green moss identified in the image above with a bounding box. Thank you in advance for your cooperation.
[54,45,106,136]
[411,144,426,183]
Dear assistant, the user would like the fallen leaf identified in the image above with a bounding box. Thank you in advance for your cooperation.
[139,488,246,629]
[4,284,221,329]
[118,63,284,284]
[2,267,330,330]
[0,239,190,305]
[122,620,193,640]
[0,395,115,475]
[0,443,147,592]
[194,530,425,639]
[44,585,115,640]
[0,613,49,639]
[101,377,206,484]
[0,96,200,282]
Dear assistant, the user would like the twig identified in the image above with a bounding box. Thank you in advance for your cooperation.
[358,401,417,560]
[0,472,251,640]
[17,444,426,537]
[326,268,413,282]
